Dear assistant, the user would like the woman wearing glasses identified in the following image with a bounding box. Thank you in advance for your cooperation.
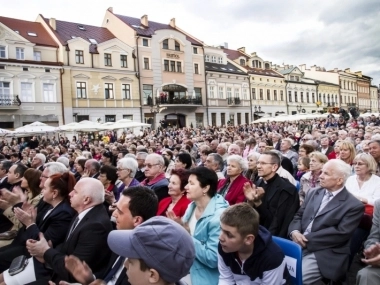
[115,157,140,201]
[345,153,380,266]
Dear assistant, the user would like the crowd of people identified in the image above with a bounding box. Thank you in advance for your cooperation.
[0,112,380,284]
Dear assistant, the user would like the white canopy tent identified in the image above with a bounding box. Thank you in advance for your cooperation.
[12,121,57,136]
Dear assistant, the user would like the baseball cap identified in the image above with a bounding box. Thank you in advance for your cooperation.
[107,216,195,283]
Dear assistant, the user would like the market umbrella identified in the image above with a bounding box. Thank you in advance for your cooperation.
[13,121,57,135]
[101,119,150,130]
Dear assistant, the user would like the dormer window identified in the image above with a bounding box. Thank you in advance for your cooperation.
[0,46,6,58]
[205,55,209,62]
[78,25,85,30]
[211,56,216,63]
[89,39,98,44]
[163,39,168,49]
[174,41,180,51]
[240,59,246,66]
[16,47,24,60]
[27,32,37,37]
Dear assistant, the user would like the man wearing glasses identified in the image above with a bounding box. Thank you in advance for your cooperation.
[243,152,299,238]
[140,153,169,202]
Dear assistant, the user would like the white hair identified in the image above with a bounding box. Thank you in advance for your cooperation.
[326,159,352,183]
[57,157,70,168]
[82,151,93,159]
[45,162,68,176]
[35,153,46,164]
[118,157,138,177]
[227,155,248,172]
[247,152,260,161]
[79,178,104,204]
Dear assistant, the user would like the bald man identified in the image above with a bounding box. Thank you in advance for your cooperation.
[2,178,113,285]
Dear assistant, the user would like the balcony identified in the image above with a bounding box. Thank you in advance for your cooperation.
[0,95,21,110]
[145,95,202,107]
[227,97,241,106]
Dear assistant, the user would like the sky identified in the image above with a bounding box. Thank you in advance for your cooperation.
[3,0,380,86]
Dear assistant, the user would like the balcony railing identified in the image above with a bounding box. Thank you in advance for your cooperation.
[145,96,202,106]
[0,94,21,109]
[227,97,241,105]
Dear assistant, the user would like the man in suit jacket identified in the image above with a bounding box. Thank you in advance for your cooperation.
[0,178,113,285]
[31,153,45,172]
[288,160,364,284]
[83,159,100,179]
[61,186,159,285]
[134,152,147,182]
[0,160,13,190]
[357,199,380,284]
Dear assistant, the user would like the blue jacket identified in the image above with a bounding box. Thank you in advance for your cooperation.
[182,194,229,285]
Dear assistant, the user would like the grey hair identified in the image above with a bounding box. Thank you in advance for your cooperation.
[270,149,283,162]
[227,155,248,172]
[327,159,352,183]
[35,153,46,163]
[247,152,260,161]
[118,157,138,177]
[44,162,68,176]
[125,153,136,159]
[82,151,93,159]
[146,153,165,167]
[79,178,104,204]
[57,157,69,168]
[208,153,224,171]
[136,152,148,160]
[217,143,228,151]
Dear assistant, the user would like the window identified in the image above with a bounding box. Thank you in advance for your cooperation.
[237,113,241,125]
[195,113,203,127]
[123,115,133,120]
[174,41,180,51]
[243,88,248,100]
[306,92,309,103]
[294,91,298,102]
[194,87,202,98]
[45,68,50,73]
[142,39,148,47]
[259,89,263,100]
[218,57,223,64]
[27,32,37,37]
[218,86,224,99]
[274,90,277,101]
[312,93,315,103]
[288,91,292,102]
[252,88,256,100]
[193,47,198,54]
[221,113,225,125]
[143,58,149,69]
[122,84,130,99]
[295,76,299,82]
[280,90,284,101]
[170,61,175,72]
[23,67,28,71]
[211,56,216,63]
[0,82,10,96]
[290,76,294,81]
[105,115,116,122]
[75,50,84,64]
[77,115,89,121]
[43,83,54,102]
[164,60,169,71]
[209,86,215,98]
[266,89,270,100]
[76,82,87,99]
[227,87,232,98]
[143,84,153,105]
[211,113,216,126]
[205,55,209,62]
[323,94,326,103]
[20,82,33,102]
[88,38,97,44]
[120,55,127,68]
[0,46,5,58]
[240,59,246,65]
[163,39,168,49]
[105,83,114,99]
[245,113,249,124]
[33,51,41,61]
[16,47,24,60]
[234,88,240,98]
[301,92,304,103]
[104,53,112,66]
[194,63,199,74]
[177,62,182,73]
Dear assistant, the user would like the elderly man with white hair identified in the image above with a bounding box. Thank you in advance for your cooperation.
[288,159,364,284]
[31,153,45,171]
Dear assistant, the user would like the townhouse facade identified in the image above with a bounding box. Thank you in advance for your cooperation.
[354,71,372,112]
[0,16,63,128]
[223,47,287,120]
[36,15,140,125]
[370,85,379,112]
[204,46,250,126]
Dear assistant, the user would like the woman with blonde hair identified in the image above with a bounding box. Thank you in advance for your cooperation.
[338,141,356,165]
[328,139,343,160]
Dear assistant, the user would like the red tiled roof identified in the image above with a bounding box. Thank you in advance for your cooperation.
[0,16,58,47]
[0,58,63,66]
[114,14,203,46]
[43,17,116,48]
[222,48,248,60]
[245,66,284,78]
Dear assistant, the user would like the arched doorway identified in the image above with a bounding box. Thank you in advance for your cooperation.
[164,113,186,128]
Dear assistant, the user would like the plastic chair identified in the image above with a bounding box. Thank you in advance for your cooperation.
[272,236,303,285]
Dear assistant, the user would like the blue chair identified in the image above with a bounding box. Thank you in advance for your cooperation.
[272,236,303,285]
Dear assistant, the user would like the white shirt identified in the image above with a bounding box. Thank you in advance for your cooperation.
[345,174,380,206]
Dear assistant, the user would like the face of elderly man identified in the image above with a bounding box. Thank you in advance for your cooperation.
[319,162,344,191]
[228,145,240,156]
[144,155,163,180]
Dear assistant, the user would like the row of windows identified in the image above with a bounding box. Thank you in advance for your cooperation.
[252,88,284,101]
[142,38,198,54]
[340,80,356,91]
[211,112,250,126]
[0,81,55,102]
[76,82,131,99]
[75,50,128,67]
[141,84,202,105]
[163,60,182,73]
[208,86,249,100]
[0,46,42,61]
[205,55,223,64]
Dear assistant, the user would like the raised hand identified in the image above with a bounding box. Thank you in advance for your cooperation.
[64,255,95,284]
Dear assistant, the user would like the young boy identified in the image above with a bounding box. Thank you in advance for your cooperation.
[107,216,195,285]
[218,203,286,285]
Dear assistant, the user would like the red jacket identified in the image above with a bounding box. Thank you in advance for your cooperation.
[157,195,191,218]
[217,174,251,205]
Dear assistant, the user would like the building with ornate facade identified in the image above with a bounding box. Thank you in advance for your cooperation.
[36,15,140,124]
[0,16,63,128]
[370,85,379,112]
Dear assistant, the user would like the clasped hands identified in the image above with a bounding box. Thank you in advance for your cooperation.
[243,182,265,207]
[362,242,380,267]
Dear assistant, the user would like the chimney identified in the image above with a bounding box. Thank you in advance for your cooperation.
[251,52,257,57]
[169,18,176,28]
[299,64,306,71]
[345,68,351,73]
[284,64,289,69]
[238,47,245,53]
[141,15,148,27]
[49,18,56,30]
[107,7,113,13]
[224,42,228,49]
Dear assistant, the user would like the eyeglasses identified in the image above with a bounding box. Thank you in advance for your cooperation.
[117,168,129,172]
[257,161,275,166]
[144,163,160,168]
[353,162,366,166]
